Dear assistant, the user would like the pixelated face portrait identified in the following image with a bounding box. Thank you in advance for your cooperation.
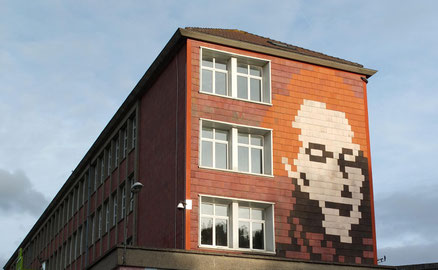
[283,99,366,243]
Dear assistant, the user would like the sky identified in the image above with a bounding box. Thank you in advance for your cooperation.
[1,0,437,267]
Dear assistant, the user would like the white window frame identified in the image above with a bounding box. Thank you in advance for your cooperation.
[105,201,109,233]
[91,215,95,244]
[107,146,112,175]
[131,117,137,149]
[100,155,105,183]
[237,133,265,174]
[199,202,230,247]
[200,47,271,105]
[98,208,102,238]
[200,127,229,170]
[121,185,126,219]
[198,194,275,253]
[129,178,134,212]
[112,193,118,226]
[237,206,266,250]
[115,137,119,166]
[94,163,98,192]
[199,119,273,177]
[200,55,229,96]
[123,128,128,158]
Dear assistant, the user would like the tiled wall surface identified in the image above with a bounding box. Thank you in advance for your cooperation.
[188,39,375,264]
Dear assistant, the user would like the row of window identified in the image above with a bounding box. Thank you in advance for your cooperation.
[19,114,137,269]
[200,47,271,105]
[199,195,275,253]
[199,48,274,253]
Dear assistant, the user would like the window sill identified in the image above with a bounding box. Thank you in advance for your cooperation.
[199,165,274,178]
[199,90,272,106]
[198,245,275,255]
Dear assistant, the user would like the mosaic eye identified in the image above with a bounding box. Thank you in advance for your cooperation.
[305,143,333,163]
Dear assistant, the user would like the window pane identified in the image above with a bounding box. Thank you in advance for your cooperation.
[239,221,250,248]
[215,205,228,216]
[215,61,227,70]
[201,217,213,245]
[237,76,248,99]
[215,143,227,169]
[251,135,263,146]
[215,219,227,247]
[201,141,213,167]
[238,146,249,172]
[202,69,213,92]
[202,57,213,68]
[250,78,261,102]
[250,66,262,76]
[202,127,213,139]
[201,203,213,215]
[239,207,250,219]
[252,222,264,250]
[237,63,247,74]
[251,148,262,174]
[238,133,249,144]
[215,129,228,141]
[252,209,264,220]
[215,72,227,95]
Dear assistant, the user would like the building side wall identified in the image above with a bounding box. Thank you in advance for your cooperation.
[188,40,375,264]
[136,44,187,249]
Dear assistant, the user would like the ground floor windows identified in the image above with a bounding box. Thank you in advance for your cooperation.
[199,195,275,253]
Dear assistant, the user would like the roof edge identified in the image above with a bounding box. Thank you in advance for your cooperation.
[179,28,377,78]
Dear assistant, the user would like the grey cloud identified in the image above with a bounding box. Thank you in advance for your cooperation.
[0,169,48,216]
[375,183,438,264]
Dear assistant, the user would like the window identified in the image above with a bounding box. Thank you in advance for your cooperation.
[98,208,102,238]
[200,203,229,247]
[238,206,265,250]
[199,119,272,176]
[131,117,136,149]
[105,201,109,233]
[121,185,126,219]
[129,178,134,212]
[199,195,275,253]
[201,54,228,95]
[200,47,271,104]
[238,133,264,174]
[123,128,128,158]
[237,62,263,102]
[115,137,120,166]
[90,215,95,244]
[78,226,83,256]
[93,163,98,192]
[100,156,105,183]
[70,192,74,217]
[107,146,112,175]
[82,175,87,204]
[200,127,228,169]
[112,193,118,226]
[75,185,80,211]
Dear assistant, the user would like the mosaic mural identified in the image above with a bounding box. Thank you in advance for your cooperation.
[280,99,372,262]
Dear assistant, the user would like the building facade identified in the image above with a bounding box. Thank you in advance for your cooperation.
[5,28,381,270]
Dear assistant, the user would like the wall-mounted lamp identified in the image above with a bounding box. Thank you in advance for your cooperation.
[131,182,144,194]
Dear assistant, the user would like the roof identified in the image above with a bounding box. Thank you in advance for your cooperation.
[180,27,376,77]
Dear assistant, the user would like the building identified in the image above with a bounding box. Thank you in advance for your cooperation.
[4,27,389,270]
